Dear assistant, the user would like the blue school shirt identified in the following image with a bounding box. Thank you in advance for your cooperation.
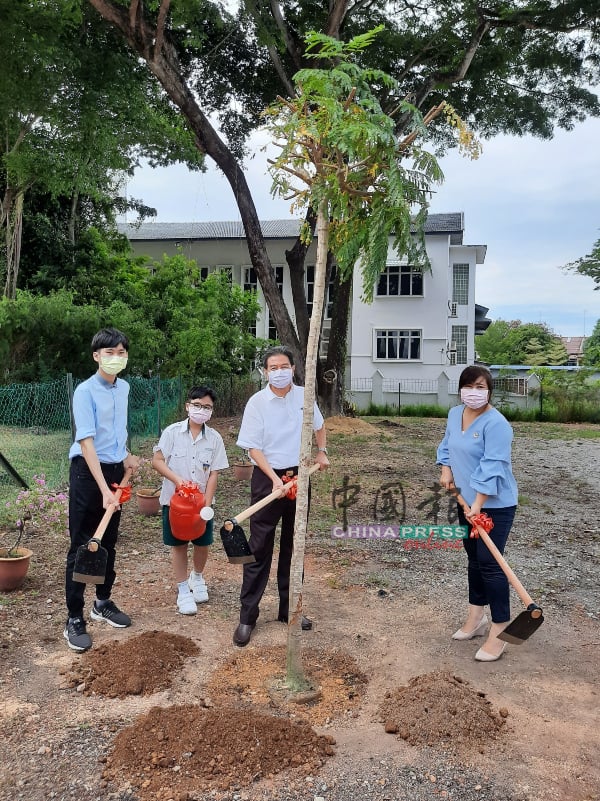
[436,405,518,508]
[69,372,129,464]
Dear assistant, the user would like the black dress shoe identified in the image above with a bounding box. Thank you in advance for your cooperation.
[278,614,313,631]
[233,623,255,647]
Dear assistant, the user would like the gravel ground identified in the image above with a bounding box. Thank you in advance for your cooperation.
[1,416,598,801]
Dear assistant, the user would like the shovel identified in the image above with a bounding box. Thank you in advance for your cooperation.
[72,469,133,584]
[449,489,544,644]
[221,463,320,564]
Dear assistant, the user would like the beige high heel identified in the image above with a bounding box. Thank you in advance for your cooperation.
[452,615,488,641]
[475,642,507,662]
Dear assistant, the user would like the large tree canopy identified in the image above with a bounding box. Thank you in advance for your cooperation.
[85,0,599,411]
[476,319,564,364]
[0,0,202,297]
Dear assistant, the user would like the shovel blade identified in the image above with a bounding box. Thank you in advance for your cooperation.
[220,523,256,565]
[72,543,108,585]
[498,604,544,644]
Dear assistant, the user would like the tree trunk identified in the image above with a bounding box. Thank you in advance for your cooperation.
[318,269,352,416]
[4,191,24,300]
[286,200,329,691]
[285,206,317,358]
[87,0,305,381]
[68,190,79,249]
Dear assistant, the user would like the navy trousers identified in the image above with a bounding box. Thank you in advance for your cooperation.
[239,466,307,626]
[65,456,124,619]
[457,504,516,623]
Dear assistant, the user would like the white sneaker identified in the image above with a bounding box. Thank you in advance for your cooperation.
[189,571,208,603]
[177,589,197,615]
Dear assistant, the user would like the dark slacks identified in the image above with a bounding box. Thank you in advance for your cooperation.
[239,466,304,626]
[65,456,124,619]
[457,504,516,623]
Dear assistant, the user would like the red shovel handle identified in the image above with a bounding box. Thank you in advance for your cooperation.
[224,463,320,531]
[449,487,535,609]
[87,467,133,553]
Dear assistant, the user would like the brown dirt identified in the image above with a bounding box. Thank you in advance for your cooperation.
[102,704,336,799]
[324,415,378,435]
[63,631,200,698]
[379,671,506,750]
[1,416,599,801]
[206,644,368,726]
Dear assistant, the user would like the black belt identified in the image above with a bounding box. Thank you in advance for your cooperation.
[274,466,298,477]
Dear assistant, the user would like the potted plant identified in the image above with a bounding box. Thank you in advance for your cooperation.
[0,476,69,592]
[0,513,33,592]
[133,457,162,516]
[232,450,254,481]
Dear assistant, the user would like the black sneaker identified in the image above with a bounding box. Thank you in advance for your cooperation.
[90,600,131,628]
[64,617,92,652]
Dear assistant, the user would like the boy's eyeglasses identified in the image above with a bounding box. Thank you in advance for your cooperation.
[188,403,213,410]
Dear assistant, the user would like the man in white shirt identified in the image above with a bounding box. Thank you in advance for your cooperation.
[233,346,329,647]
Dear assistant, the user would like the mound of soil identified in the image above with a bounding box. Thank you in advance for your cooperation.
[64,630,199,698]
[102,703,336,799]
[380,671,507,751]
[325,415,378,435]
[207,645,368,726]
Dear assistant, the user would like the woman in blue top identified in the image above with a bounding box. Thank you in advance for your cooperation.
[437,365,518,662]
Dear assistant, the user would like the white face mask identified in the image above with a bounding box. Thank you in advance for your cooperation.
[100,355,128,376]
[188,406,212,425]
[267,368,293,389]
[460,387,489,410]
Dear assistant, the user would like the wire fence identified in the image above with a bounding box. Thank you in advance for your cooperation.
[0,373,259,509]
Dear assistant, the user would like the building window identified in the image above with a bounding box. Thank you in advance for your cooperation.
[216,265,233,284]
[199,267,210,281]
[243,266,257,293]
[267,265,284,340]
[376,265,423,297]
[375,329,421,360]
[452,264,469,305]
[306,264,337,318]
[451,325,468,364]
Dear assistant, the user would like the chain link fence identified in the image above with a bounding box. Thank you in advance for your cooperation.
[0,373,258,509]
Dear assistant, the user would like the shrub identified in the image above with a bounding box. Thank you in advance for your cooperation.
[2,474,68,537]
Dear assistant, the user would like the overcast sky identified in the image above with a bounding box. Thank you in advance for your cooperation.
[126,116,600,338]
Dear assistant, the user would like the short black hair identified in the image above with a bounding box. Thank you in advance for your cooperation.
[262,345,294,368]
[458,365,494,393]
[91,328,129,353]
[187,385,216,403]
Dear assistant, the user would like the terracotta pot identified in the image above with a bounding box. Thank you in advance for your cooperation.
[0,547,33,592]
[233,463,254,481]
[136,489,161,516]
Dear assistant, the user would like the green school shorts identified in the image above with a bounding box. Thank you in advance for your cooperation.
[162,504,214,547]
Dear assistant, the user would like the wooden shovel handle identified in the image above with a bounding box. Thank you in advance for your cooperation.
[88,467,133,552]
[449,488,535,609]
[224,463,321,531]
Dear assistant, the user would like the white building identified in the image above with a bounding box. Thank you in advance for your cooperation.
[120,213,487,395]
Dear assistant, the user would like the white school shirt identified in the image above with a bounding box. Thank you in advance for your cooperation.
[154,420,229,505]
[236,384,324,469]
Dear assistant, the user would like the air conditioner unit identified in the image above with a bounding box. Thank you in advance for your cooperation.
[448,301,458,318]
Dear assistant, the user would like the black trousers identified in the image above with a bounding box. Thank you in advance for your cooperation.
[239,466,306,626]
[65,456,124,619]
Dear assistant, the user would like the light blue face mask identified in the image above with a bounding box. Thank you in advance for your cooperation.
[268,368,293,389]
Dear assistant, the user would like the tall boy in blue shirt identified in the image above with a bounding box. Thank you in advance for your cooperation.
[64,328,139,652]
